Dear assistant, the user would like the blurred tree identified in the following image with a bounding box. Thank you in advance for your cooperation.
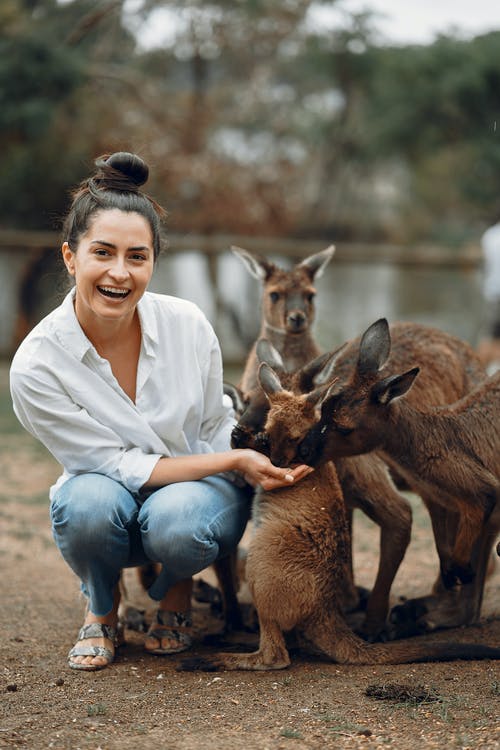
[2,0,500,245]
[359,32,500,241]
[0,0,136,228]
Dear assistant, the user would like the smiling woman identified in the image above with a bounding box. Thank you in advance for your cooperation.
[9,151,309,674]
[61,209,155,400]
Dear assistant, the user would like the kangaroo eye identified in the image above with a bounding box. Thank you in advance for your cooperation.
[298,442,309,460]
[269,291,280,303]
[306,293,315,303]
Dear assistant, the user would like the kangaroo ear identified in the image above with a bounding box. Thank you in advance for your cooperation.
[372,367,420,404]
[256,338,285,371]
[297,245,335,280]
[223,382,246,415]
[258,362,284,398]
[295,342,346,391]
[305,376,338,408]
[313,343,347,385]
[358,318,391,375]
[231,246,275,281]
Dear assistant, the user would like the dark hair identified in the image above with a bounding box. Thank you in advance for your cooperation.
[62,152,166,260]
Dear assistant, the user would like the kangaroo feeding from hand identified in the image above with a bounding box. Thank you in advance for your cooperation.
[177,363,500,672]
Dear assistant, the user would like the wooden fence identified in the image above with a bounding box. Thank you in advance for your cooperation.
[0,228,482,358]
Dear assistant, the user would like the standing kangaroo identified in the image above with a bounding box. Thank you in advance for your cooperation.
[232,245,334,397]
[296,319,499,635]
[178,364,500,672]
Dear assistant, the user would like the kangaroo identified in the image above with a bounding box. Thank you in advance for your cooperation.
[232,338,412,639]
[295,319,499,636]
[178,364,500,671]
[232,245,335,398]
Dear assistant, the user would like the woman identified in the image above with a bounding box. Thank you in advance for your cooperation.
[9,152,311,671]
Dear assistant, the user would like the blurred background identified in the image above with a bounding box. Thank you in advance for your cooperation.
[2,0,500,368]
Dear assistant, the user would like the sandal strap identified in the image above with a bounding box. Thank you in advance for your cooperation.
[77,622,118,643]
[68,644,114,661]
[156,610,192,628]
[147,627,192,648]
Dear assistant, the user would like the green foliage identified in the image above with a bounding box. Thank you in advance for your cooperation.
[2,0,500,242]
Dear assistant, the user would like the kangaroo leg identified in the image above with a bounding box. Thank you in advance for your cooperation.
[389,509,499,638]
[336,504,361,613]
[339,456,412,640]
[213,552,244,631]
[421,498,459,590]
[446,505,486,587]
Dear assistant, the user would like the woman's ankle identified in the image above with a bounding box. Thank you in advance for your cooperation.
[158,577,193,613]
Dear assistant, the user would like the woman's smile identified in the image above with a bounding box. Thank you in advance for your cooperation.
[97,285,132,300]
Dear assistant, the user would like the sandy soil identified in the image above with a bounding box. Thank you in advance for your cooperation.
[0,366,499,750]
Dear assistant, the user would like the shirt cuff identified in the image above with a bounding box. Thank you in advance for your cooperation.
[118,449,163,493]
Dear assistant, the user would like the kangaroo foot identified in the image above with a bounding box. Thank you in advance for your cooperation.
[440,562,475,589]
[389,585,477,639]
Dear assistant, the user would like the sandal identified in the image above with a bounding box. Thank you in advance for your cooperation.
[145,610,193,655]
[68,622,121,671]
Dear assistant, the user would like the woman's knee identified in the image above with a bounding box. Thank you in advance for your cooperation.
[50,473,138,545]
[139,477,250,566]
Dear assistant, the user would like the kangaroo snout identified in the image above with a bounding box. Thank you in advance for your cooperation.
[287,311,307,332]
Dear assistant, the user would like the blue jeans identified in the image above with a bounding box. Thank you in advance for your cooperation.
[50,473,251,616]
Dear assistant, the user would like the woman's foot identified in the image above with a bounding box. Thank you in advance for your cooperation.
[144,578,193,655]
[68,590,121,671]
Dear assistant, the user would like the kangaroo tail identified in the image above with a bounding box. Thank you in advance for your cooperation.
[302,611,500,665]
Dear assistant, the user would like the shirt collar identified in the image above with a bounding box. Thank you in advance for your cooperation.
[53,288,94,361]
[53,288,159,360]
[137,292,159,357]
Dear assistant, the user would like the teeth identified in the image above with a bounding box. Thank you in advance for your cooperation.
[98,286,130,297]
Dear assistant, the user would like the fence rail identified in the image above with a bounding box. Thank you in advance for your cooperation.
[0,229,482,268]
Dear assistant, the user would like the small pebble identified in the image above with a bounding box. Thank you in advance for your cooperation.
[6,684,18,692]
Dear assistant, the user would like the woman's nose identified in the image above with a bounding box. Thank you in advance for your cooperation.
[108,258,129,280]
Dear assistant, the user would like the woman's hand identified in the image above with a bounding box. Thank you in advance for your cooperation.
[233,448,314,491]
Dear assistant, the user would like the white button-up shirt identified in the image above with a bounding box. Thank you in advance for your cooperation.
[10,289,236,499]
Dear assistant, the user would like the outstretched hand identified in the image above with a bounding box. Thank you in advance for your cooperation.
[233,448,314,491]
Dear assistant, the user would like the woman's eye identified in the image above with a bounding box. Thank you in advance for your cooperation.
[94,248,110,256]
[130,254,147,261]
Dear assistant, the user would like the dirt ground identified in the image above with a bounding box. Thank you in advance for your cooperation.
[0,364,499,750]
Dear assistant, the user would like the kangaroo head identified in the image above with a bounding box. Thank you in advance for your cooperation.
[232,245,334,335]
[258,362,333,467]
[297,318,420,464]
[232,339,344,455]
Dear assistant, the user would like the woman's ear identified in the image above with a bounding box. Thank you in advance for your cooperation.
[61,242,75,276]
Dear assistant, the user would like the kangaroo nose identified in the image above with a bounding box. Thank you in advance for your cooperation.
[287,311,307,331]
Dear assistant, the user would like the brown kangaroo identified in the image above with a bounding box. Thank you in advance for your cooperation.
[232,338,412,639]
[178,364,500,671]
[232,245,335,398]
[296,319,499,636]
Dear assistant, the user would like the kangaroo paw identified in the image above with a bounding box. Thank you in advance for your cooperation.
[440,562,475,589]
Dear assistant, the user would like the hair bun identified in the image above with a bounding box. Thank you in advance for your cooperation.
[101,152,149,187]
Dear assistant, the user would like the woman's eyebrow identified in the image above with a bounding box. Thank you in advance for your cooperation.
[89,240,150,252]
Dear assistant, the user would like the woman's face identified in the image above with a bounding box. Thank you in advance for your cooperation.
[62,208,155,329]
